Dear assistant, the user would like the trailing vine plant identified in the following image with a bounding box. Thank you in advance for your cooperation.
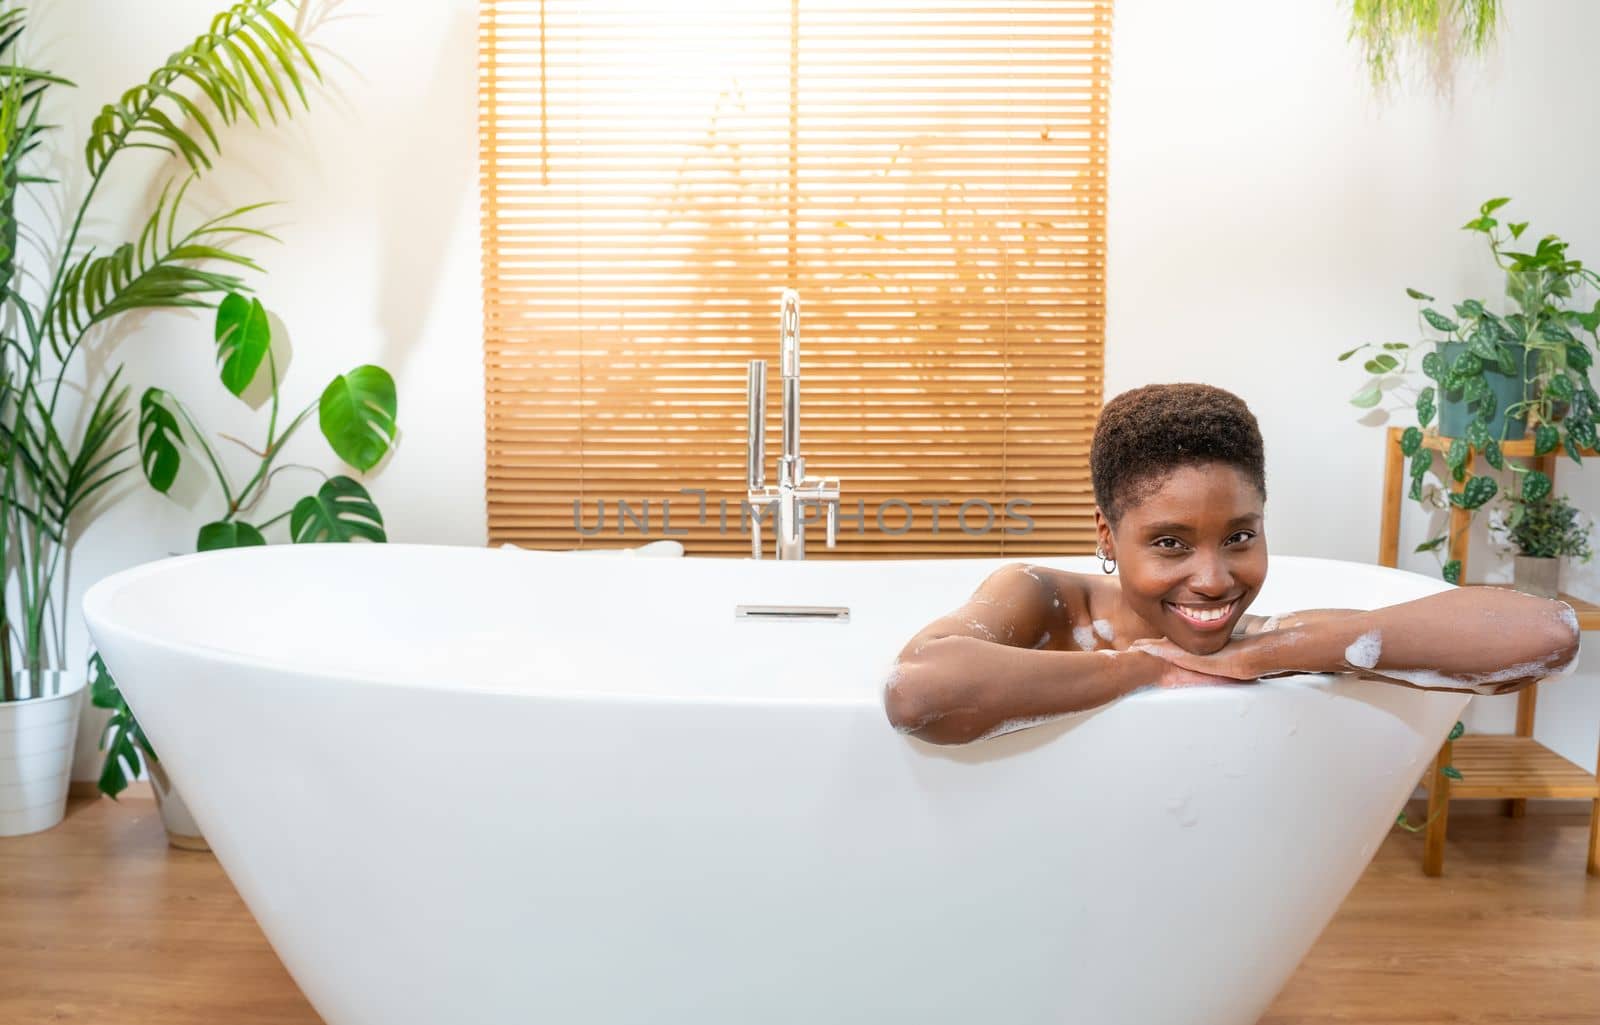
[1341,198,1600,584]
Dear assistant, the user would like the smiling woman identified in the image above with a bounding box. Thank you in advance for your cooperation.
[883,383,1583,745]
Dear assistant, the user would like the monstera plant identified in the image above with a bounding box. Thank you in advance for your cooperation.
[139,291,397,549]
[1341,198,1600,583]
[97,292,397,814]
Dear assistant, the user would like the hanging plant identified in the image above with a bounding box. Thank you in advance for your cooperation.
[1348,0,1502,92]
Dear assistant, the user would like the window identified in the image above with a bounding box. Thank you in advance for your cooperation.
[480,0,1109,555]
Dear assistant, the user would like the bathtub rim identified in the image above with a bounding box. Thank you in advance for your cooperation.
[80,543,1446,713]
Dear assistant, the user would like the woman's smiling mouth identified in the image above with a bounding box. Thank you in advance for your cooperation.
[1164,599,1239,630]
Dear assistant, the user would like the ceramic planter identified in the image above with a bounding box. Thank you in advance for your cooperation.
[1436,340,1528,441]
[1512,554,1561,599]
[147,755,209,851]
[0,671,86,837]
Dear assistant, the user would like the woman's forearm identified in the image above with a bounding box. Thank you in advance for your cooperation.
[883,637,1162,745]
[1246,588,1581,695]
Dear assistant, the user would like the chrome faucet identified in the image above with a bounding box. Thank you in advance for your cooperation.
[746,289,841,559]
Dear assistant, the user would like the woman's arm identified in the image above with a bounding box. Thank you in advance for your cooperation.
[884,564,1244,745]
[1137,588,1581,696]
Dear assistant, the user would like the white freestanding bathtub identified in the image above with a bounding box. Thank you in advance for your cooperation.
[83,545,1468,1025]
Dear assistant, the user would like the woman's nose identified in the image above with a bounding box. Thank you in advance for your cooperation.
[1188,555,1233,598]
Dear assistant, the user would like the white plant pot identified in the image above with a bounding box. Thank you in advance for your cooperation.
[0,671,86,837]
[1512,554,1562,599]
[148,756,209,852]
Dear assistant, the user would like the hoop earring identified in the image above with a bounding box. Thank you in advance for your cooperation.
[1096,547,1116,574]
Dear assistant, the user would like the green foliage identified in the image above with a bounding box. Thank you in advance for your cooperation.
[215,292,270,396]
[1348,0,1501,91]
[0,1,318,702]
[85,1,318,176]
[1505,492,1593,561]
[290,475,387,543]
[90,652,155,799]
[1341,197,1600,584]
[319,366,397,472]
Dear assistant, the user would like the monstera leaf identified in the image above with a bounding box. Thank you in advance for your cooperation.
[319,366,396,472]
[197,520,267,552]
[138,388,185,493]
[215,292,270,397]
[290,475,385,543]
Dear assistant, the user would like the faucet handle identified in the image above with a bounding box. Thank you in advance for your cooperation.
[825,496,838,548]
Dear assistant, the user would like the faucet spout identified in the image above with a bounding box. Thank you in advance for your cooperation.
[745,288,840,560]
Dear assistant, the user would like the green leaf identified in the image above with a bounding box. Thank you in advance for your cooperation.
[1337,345,1365,362]
[1493,344,1518,377]
[290,475,387,543]
[1450,474,1497,510]
[1484,439,1503,470]
[1442,560,1462,585]
[1452,352,1483,377]
[1480,197,1511,216]
[1350,384,1382,409]
[137,388,185,493]
[1445,438,1469,471]
[1534,424,1559,456]
[1415,535,1448,553]
[1405,287,1435,301]
[1467,326,1497,362]
[1408,476,1423,501]
[1410,450,1432,479]
[1420,352,1445,381]
[1508,222,1528,240]
[1455,299,1486,319]
[1422,308,1458,334]
[1568,418,1597,453]
[1399,427,1423,457]
[319,366,398,472]
[1566,342,1593,373]
[215,292,270,397]
[1417,387,1436,429]
[197,520,267,551]
[1448,721,1465,741]
[1364,354,1400,375]
[1523,470,1552,502]
[1567,433,1585,465]
[1442,765,1464,781]
[1465,418,1491,451]
[83,5,320,178]
[1381,342,1410,351]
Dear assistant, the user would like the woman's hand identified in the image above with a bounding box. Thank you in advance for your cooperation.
[1127,641,1261,689]
[1130,635,1277,684]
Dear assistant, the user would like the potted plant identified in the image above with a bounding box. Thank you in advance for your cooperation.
[94,293,398,848]
[1488,492,1594,599]
[1340,197,1600,584]
[0,2,318,836]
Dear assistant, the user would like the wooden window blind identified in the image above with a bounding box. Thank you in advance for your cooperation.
[480,0,1109,556]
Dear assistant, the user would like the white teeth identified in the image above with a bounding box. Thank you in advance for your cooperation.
[1169,601,1232,624]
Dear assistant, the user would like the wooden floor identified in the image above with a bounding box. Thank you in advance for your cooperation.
[2,796,1597,1024]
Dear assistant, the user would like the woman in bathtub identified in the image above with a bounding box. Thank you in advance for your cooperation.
[884,383,1582,745]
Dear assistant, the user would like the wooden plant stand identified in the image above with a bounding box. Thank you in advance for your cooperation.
[1377,426,1600,876]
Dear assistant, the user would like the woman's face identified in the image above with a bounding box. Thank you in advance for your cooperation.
[1096,462,1267,655]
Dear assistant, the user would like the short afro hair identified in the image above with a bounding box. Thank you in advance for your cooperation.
[1090,383,1266,526]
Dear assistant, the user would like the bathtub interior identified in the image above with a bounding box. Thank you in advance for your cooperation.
[86,544,1452,705]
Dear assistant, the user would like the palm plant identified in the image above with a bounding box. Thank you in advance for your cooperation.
[0,1,319,702]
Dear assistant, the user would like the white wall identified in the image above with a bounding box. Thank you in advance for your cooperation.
[21,1,1598,779]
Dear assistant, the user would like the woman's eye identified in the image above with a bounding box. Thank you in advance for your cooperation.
[1227,531,1257,545]
[1153,537,1185,550]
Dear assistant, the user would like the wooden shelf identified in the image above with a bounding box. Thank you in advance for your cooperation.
[1412,429,1598,459]
[1422,736,1600,800]
[1472,586,1600,632]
